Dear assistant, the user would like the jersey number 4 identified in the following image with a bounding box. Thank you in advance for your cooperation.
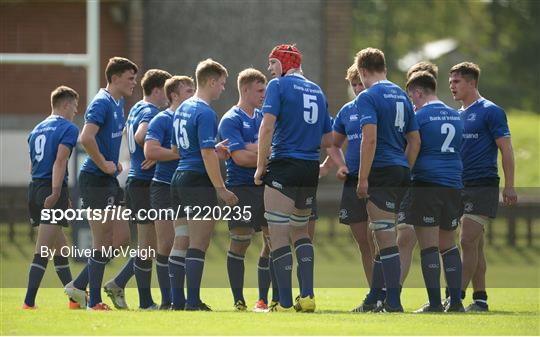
[303,94,318,124]
[173,119,190,149]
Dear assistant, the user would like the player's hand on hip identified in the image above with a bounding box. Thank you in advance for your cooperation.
[117,162,123,173]
[102,161,117,175]
[319,163,329,178]
[217,187,238,206]
[44,192,60,209]
[502,186,518,206]
[336,166,349,181]
[215,139,231,160]
[356,178,369,199]
[141,159,156,170]
[254,167,264,186]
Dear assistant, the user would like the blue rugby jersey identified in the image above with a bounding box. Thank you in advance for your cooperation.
[172,97,218,174]
[126,100,160,180]
[333,100,362,175]
[412,101,463,188]
[261,74,332,161]
[145,108,178,184]
[354,80,418,168]
[80,89,125,176]
[28,115,79,182]
[460,97,510,181]
[218,106,262,186]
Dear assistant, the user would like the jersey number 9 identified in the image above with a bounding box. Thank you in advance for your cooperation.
[34,134,47,162]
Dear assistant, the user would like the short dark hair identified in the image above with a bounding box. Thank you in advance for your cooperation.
[141,69,172,96]
[406,71,437,94]
[51,85,79,108]
[195,58,228,87]
[164,75,195,102]
[449,62,480,86]
[406,61,439,80]
[355,48,386,73]
[105,57,138,83]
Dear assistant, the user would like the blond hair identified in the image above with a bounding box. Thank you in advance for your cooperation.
[195,58,228,87]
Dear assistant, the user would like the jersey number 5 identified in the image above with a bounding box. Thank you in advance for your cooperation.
[173,119,190,149]
[303,94,318,124]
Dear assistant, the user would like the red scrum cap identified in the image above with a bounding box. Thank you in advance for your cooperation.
[269,44,302,76]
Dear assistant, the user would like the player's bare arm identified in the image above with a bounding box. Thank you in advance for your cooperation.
[328,131,348,180]
[80,123,116,175]
[144,139,179,162]
[254,113,275,185]
[43,144,71,209]
[496,136,517,205]
[404,130,421,168]
[201,148,238,206]
[357,124,377,199]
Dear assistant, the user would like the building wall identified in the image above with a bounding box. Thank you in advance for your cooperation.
[0,0,131,127]
[143,0,325,115]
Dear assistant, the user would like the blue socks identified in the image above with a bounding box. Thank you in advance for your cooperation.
[227,251,245,304]
[113,256,135,288]
[156,254,171,306]
[365,255,385,304]
[441,246,463,305]
[272,246,293,308]
[420,246,441,307]
[53,255,72,286]
[169,254,186,309]
[24,254,48,307]
[294,238,314,297]
[379,246,401,308]
[257,256,270,303]
[73,263,89,290]
[134,257,154,308]
[88,250,110,307]
[185,248,205,307]
[269,253,280,303]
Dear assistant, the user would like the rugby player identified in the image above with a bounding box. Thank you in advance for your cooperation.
[255,44,333,312]
[354,48,420,312]
[144,75,195,310]
[449,62,517,311]
[171,58,238,311]
[404,70,465,312]
[23,86,80,309]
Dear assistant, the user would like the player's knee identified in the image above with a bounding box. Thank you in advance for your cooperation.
[369,219,396,232]
[460,235,477,249]
[229,232,252,253]
[264,211,290,227]
[463,214,489,227]
[174,224,188,238]
[290,214,309,228]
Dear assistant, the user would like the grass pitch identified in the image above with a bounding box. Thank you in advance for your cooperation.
[1,222,539,335]
[1,288,539,335]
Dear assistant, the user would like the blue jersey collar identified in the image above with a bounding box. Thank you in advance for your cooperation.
[235,106,256,119]
[372,79,392,87]
[422,100,444,107]
[461,97,484,111]
[101,89,121,106]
